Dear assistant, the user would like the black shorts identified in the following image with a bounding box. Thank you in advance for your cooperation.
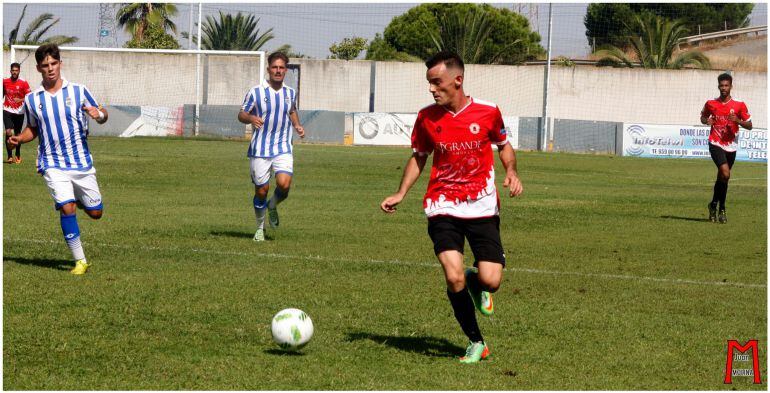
[3,111,24,134]
[709,143,736,169]
[427,215,506,267]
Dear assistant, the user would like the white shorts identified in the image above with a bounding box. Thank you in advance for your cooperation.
[43,167,103,210]
[250,153,293,186]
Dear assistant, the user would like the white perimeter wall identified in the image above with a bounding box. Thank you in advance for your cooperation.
[5,51,766,128]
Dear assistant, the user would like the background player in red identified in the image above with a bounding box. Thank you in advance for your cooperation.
[381,51,523,364]
[3,62,31,164]
[700,73,752,223]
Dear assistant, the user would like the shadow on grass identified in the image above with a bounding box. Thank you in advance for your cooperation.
[264,348,307,356]
[209,231,272,240]
[345,331,464,358]
[210,230,276,241]
[659,215,711,222]
[4,256,73,271]
[210,230,255,239]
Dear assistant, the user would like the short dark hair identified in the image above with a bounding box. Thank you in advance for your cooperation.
[718,72,732,84]
[10,62,21,70]
[268,51,289,66]
[425,51,464,72]
[35,43,61,65]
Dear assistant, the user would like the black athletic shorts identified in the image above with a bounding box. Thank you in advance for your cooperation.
[3,111,24,134]
[427,215,506,267]
[709,143,736,169]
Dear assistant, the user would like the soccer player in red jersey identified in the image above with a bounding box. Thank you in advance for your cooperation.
[380,51,523,364]
[700,73,752,223]
[3,63,31,164]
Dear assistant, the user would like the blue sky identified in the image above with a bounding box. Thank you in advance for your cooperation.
[3,3,767,59]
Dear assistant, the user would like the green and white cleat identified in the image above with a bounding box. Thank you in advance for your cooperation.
[465,268,494,316]
[268,205,279,228]
[253,228,265,242]
[459,341,490,364]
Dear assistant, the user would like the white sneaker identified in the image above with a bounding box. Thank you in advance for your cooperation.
[253,228,265,242]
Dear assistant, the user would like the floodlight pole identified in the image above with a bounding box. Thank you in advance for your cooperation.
[541,3,553,152]
[194,2,203,136]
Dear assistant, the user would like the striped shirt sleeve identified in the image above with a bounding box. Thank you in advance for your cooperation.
[23,95,37,128]
[290,89,298,113]
[82,85,99,108]
[241,89,256,113]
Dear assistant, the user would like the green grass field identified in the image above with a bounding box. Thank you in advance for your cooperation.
[3,137,767,390]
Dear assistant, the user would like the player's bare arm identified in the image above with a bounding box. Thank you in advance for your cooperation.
[700,105,715,125]
[499,143,523,197]
[289,110,305,138]
[8,126,38,147]
[381,153,428,213]
[83,105,108,124]
[238,110,264,129]
[727,111,752,130]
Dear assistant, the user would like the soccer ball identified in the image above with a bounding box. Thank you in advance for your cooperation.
[271,308,314,350]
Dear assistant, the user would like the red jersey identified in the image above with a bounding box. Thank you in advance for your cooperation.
[411,97,508,218]
[701,97,751,152]
[3,77,31,114]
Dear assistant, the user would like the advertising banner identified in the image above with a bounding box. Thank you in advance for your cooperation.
[119,106,184,137]
[353,112,519,148]
[622,123,767,162]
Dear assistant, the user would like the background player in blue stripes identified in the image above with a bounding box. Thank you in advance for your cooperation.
[9,43,108,275]
[237,52,305,242]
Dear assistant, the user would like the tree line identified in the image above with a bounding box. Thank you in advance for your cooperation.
[5,3,756,70]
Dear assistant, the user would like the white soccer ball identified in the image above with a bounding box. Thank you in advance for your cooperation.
[271,308,314,350]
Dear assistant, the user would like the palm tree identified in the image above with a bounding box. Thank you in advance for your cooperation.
[116,3,178,44]
[6,5,79,47]
[273,44,306,59]
[192,11,273,51]
[424,7,521,65]
[594,14,711,69]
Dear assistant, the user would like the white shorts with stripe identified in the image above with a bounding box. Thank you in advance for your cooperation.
[250,153,293,186]
[43,167,103,210]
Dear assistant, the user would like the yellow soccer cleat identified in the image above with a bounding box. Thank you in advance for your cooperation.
[70,259,90,275]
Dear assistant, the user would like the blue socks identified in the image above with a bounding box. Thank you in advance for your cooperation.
[253,196,267,229]
[268,187,289,209]
[60,213,85,261]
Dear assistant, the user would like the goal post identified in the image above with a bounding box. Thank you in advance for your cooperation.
[10,45,266,137]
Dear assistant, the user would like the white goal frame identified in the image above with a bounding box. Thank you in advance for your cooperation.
[10,45,266,136]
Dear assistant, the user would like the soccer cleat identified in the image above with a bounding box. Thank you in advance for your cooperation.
[268,205,279,228]
[465,268,494,316]
[718,209,727,224]
[459,341,490,364]
[708,202,718,223]
[70,259,90,275]
[6,157,13,164]
[14,157,21,164]
[253,228,265,242]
